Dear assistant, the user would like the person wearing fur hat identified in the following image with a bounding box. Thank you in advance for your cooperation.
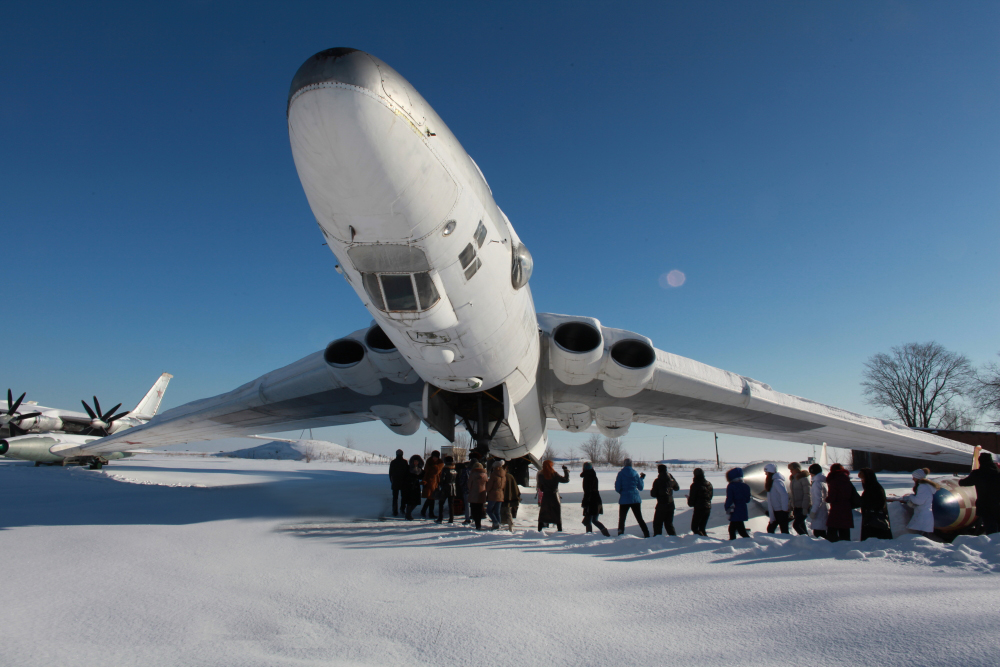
[615,459,650,537]
[581,462,610,536]
[724,467,752,539]
[787,462,812,535]
[466,461,489,530]
[891,468,938,537]
[763,463,790,534]
[686,468,713,537]
[650,464,680,536]
[825,463,858,542]
[807,463,828,539]
[959,451,1000,535]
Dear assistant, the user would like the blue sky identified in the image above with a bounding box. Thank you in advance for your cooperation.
[2,2,998,461]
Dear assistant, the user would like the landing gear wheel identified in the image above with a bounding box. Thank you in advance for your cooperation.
[89,460,104,470]
[34,462,42,467]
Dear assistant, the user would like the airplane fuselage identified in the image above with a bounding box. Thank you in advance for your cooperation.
[287,49,544,458]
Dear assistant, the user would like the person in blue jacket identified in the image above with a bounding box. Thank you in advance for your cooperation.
[724,467,752,540]
[614,458,650,537]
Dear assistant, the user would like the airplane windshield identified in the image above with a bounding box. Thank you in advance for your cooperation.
[362,272,440,313]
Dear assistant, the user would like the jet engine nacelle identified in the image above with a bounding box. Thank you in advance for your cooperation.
[540,314,657,398]
[324,336,383,396]
[548,318,605,385]
[364,325,419,384]
[0,435,65,463]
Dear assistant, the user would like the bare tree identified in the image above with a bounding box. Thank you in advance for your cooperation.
[972,353,1000,422]
[861,342,974,428]
[601,437,628,466]
[579,433,603,463]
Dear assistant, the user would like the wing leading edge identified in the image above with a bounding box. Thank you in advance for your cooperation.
[67,329,426,455]
[537,313,975,465]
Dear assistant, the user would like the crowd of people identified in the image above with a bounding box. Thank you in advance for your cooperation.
[387,448,1000,541]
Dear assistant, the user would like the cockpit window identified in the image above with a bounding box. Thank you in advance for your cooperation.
[458,243,476,269]
[362,271,441,313]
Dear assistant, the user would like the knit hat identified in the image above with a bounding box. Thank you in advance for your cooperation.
[472,462,484,469]
[912,469,926,480]
[763,463,777,473]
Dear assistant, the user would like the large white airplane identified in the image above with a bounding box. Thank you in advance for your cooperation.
[0,373,171,467]
[62,49,974,476]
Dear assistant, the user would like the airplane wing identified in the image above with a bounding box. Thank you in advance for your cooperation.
[68,327,425,455]
[537,313,976,465]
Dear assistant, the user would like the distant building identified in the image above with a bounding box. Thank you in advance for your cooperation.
[852,429,1000,473]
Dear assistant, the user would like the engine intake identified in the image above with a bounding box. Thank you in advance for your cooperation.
[602,335,656,398]
[324,338,382,395]
[549,320,604,385]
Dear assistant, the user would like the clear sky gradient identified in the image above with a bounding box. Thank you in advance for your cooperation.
[3,2,998,462]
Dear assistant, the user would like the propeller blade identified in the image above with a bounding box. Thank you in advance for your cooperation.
[9,392,25,415]
[8,422,25,437]
[7,389,12,412]
[92,396,102,418]
[81,400,97,419]
[107,411,130,423]
[13,412,41,422]
[101,403,122,421]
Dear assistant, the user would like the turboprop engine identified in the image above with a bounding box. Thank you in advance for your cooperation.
[541,314,657,438]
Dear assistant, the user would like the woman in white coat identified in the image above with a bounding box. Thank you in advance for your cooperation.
[807,463,828,539]
[893,468,938,537]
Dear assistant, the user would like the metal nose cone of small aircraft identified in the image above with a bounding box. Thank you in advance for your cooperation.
[287,48,383,111]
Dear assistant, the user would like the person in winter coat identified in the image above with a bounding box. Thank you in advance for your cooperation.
[686,468,713,536]
[650,464,680,536]
[485,460,506,530]
[402,455,424,520]
[580,462,610,536]
[807,464,828,539]
[457,459,474,525]
[615,459,650,537]
[421,452,444,519]
[501,467,521,531]
[434,456,458,524]
[388,449,408,517]
[959,451,1000,535]
[857,468,891,540]
[787,462,812,535]
[537,460,570,531]
[466,461,489,530]
[724,467,752,539]
[825,463,857,542]
[762,463,790,534]
[892,468,938,537]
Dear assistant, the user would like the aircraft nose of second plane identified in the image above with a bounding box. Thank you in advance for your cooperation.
[287,48,383,111]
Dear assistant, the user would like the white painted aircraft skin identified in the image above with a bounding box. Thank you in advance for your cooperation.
[65,49,975,465]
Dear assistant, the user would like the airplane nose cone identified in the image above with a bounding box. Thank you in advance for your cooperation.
[288,48,383,110]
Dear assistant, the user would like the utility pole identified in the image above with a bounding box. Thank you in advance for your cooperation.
[661,435,666,463]
[714,432,720,470]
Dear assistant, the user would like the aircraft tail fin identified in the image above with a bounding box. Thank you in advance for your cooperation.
[130,373,173,421]
[820,442,829,469]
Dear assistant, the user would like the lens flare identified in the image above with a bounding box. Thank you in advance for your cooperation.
[659,270,686,289]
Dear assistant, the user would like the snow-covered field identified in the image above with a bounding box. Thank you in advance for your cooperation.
[2,456,998,666]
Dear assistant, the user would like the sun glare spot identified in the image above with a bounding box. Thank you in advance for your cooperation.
[659,270,686,289]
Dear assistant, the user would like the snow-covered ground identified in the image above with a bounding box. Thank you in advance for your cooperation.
[2,456,998,666]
